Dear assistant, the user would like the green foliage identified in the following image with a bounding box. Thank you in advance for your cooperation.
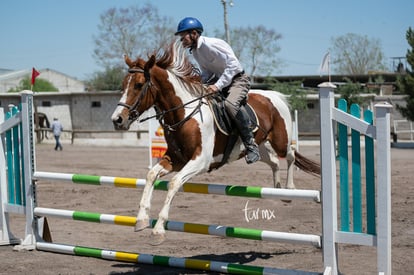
[7,78,58,92]
[85,65,125,91]
[265,78,308,111]
[396,27,414,121]
[336,78,367,108]
[366,75,385,94]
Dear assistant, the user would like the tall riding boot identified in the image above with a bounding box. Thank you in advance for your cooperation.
[234,106,260,164]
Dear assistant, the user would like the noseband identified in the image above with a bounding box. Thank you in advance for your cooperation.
[117,68,152,122]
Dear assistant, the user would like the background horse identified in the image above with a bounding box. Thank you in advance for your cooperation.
[111,41,320,245]
[34,112,50,141]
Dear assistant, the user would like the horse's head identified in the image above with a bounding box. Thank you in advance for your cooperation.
[111,55,156,130]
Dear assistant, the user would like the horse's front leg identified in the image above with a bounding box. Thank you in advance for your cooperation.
[150,160,206,245]
[135,161,171,231]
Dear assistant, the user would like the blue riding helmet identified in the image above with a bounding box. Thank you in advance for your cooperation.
[175,17,203,35]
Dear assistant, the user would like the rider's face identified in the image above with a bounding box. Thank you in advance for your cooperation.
[179,31,194,48]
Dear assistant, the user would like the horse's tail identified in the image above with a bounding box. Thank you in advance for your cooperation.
[293,149,321,176]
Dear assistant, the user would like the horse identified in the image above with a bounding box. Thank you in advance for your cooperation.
[34,112,50,141]
[111,41,320,245]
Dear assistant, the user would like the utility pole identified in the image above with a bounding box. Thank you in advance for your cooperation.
[221,0,234,45]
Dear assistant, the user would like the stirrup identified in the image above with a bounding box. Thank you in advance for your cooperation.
[245,148,260,164]
[245,141,260,164]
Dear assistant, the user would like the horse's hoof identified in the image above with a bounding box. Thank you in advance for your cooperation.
[150,232,166,246]
[134,219,150,232]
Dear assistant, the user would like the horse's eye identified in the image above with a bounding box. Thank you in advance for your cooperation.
[134,83,143,89]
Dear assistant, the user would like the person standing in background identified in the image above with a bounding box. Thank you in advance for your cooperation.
[51,117,63,151]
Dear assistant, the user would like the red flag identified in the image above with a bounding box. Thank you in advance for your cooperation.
[31,67,40,85]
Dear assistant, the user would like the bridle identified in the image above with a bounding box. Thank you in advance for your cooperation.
[117,66,268,139]
[117,67,214,132]
[117,68,152,122]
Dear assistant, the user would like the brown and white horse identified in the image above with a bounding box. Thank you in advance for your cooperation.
[111,41,320,245]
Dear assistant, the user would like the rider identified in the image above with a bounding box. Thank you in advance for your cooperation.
[175,17,260,164]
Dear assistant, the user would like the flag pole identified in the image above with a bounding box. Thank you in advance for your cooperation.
[30,67,41,141]
[319,52,330,82]
[328,53,331,83]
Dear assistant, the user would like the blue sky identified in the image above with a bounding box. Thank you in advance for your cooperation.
[0,0,412,80]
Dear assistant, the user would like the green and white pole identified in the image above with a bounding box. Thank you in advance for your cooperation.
[34,207,321,247]
[36,242,319,275]
[33,171,320,202]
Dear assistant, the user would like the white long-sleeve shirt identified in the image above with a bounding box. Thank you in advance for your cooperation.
[192,36,243,90]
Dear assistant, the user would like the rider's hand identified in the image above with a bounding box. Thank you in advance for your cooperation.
[207,85,219,93]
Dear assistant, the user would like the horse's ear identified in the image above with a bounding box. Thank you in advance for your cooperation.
[124,55,134,68]
[144,55,156,71]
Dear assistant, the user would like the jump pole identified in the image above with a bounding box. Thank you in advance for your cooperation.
[33,171,320,202]
[36,242,320,275]
[34,207,321,248]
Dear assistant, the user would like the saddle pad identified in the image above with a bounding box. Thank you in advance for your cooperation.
[207,100,259,136]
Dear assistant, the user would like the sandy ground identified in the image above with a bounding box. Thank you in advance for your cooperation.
[1,143,413,275]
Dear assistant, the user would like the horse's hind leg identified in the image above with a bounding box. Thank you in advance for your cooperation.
[259,142,281,188]
[135,162,170,231]
[285,146,296,189]
[260,141,296,190]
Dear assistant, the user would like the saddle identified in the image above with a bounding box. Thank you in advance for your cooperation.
[207,93,259,168]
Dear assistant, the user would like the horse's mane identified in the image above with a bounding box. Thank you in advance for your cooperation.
[154,41,206,96]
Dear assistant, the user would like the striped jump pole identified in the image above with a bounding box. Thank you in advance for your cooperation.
[33,171,320,202]
[36,242,320,275]
[34,207,321,248]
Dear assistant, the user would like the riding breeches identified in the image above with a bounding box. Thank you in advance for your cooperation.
[223,73,251,119]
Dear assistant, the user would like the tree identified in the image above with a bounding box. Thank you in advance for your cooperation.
[336,78,368,108]
[230,25,282,76]
[330,33,387,75]
[264,78,308,112]
[85,66,125,91]
[7,78,58,92]
[92,3,175,68]
[397,27,414,121]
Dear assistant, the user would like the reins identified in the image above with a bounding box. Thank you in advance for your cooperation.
[137,91,215,131]
[119,67,268,137]
[119,67,215,131]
